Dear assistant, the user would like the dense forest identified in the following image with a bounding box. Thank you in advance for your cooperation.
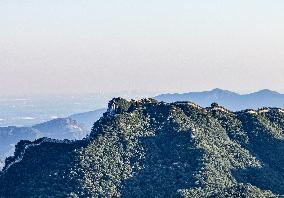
[0,98,283,197]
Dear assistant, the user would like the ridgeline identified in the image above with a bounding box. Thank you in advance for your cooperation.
[0,98,284,197]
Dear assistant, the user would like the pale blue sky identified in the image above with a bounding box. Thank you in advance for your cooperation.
[0,0,284,95]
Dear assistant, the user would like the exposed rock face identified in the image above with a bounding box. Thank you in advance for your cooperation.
[0,98,284,197]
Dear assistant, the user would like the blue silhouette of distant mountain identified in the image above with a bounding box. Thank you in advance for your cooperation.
[69,108,106,129]
[155,88,284,111]
[0,109,105,169]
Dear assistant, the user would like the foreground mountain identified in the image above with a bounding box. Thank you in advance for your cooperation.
[155,88,284,111]
[0,98,284,197]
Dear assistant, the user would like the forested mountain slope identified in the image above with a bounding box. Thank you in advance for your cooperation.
[0,98,283,197]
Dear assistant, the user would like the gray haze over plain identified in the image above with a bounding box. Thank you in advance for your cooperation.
[0,1,284,96]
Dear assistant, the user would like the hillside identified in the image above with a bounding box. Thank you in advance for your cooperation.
[69,108,106,129]
[0,98,284,197]
[0,118,88,169]
[0,126,40,169]
[0,108,105,169]
[155,88,284,111]
[33,118,88,140]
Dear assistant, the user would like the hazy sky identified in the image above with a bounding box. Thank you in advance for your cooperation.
[0,0,284,96]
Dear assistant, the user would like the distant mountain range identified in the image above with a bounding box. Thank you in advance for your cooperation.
[69,108,106,129]
[1,98,283,197]
[155,88,284,111]
[0,109,105,169]
[1,88,284,169]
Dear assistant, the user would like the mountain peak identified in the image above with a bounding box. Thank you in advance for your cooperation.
[210,88,238,95]
[1,98,283,197]
[254,89,280,95]
[155,88,284,110]
[211,88,225,92]
[107,97,158,113]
